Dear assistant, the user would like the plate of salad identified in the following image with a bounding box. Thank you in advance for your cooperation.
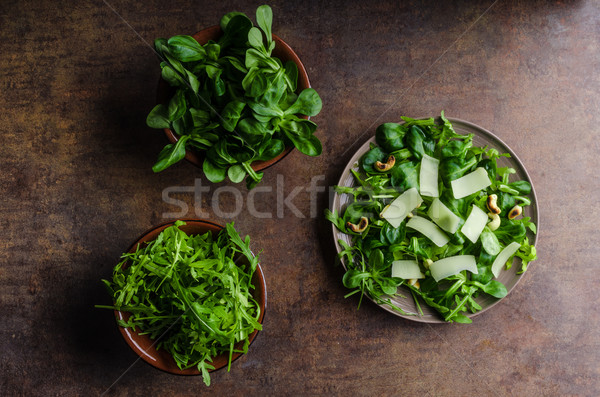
[326,113,538,323]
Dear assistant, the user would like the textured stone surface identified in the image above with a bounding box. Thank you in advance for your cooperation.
[1,0,599,395]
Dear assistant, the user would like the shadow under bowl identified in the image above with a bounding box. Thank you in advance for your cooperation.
[114,218,267,375]
[157,25,311,172]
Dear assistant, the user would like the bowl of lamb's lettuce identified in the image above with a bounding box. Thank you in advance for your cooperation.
[326,112,538,323]
[146,5,322,189]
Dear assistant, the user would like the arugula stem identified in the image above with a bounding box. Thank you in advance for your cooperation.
[442,278,465,301]
[444,289,475,322]
[410,289,424,316]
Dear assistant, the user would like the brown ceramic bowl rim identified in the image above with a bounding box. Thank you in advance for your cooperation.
[330,117,540,323]
[158,25,312,172]
[114,218,267,375]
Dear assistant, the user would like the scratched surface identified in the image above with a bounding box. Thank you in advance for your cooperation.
[0,0,598,395]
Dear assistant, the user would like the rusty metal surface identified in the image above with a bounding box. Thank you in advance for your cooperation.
[1,0,598,395]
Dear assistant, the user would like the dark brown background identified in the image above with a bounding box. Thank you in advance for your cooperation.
[1,0,598,396]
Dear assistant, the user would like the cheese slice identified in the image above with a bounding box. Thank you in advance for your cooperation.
[461,205,488,243]
[430,255,478,282]
[391,260,425,279]
[380,187,423,228]
[406,216,450,247]
[419,154,439,197]
[451,167,491,199]
[427,198,461,234]
[491,242,521,277]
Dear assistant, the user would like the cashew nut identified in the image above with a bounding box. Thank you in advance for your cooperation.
[423,259,433,269]
[347,217,369,233]
[487,212,500,231]
[508,205,523,220]
[408,278,420,289]
[375,155,396,172]
[487,194,501,215]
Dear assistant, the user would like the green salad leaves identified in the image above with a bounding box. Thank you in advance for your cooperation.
[97,221,262,386]
[146,5,323,188]
[326,112,537,323]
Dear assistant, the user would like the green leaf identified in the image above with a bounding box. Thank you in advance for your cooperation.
[516,237,537,273]
[219,14,253,49]
[222,55,248,73]
[245,170,264,190]
[440,156,478,187]
[185,70,200,94]
[391,161,419,191]
[189,108,211,127]
[146,104,170,129]
[168,89,187,121]
[257,139,284,161]
[260,68,287,108]
[221,100,246,132]
[480,227,501,255]
[248,100,283,117]
[283,131,322,156]
[405,125,425,160]
[507,180,532,195]
[227,165,246,183]
[247,27,265,52]
[480,280,507,298]
[283,61,298,92]
[256,5,273,45]
[203,158,227,183]
[161,64,185,87]
[204,43,221,61]
[220,12,246,32]
[380,222,406,245]
[452,314,472,324]
[237,118,269,145]
[171,110,192,135]
[360,146,387,174]
[342,269,370,289]
[152,135,190,172]
[284,88,322,117]
[441,136,473,159]
[375,123,406,152]
[245,48,279,70]
[246,70,270,98]
[167,35,206,62]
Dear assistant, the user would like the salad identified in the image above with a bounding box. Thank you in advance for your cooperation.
[97,221,262,385]
[326,113,537,323]
[146,5,323,189]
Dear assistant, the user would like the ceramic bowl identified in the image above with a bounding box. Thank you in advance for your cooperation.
[114,219,267,374]
[157,25,311,171]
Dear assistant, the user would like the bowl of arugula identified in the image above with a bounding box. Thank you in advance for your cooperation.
[326,113,538,323]
[98,219,266,385]
[147,5,322,189]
